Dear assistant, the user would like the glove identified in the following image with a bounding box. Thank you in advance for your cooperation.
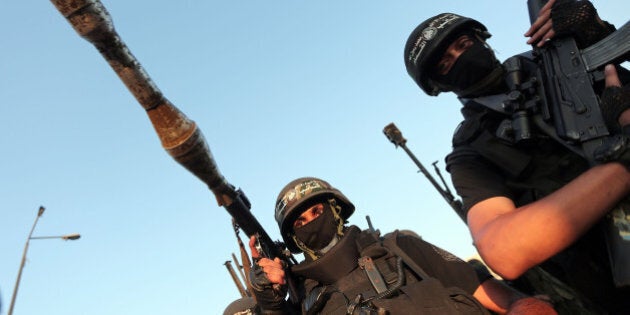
[249,262,288,312]
[593,134,630,170]
[551,0,615,48]
[600,83,630,133]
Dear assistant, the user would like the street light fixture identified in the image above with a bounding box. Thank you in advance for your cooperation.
[30,233,81,240]
[7,206,80,315]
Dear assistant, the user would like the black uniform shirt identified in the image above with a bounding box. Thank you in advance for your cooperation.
[445,100,630,314]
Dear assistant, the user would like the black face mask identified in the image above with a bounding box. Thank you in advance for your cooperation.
[434,40,499,93]
[293,206,338,251]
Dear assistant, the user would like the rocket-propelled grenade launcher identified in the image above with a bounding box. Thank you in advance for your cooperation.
[49,0,296,281]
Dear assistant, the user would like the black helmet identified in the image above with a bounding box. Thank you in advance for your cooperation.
[404,13,490,96]
[223,297,258,315]
[275,177,354,253]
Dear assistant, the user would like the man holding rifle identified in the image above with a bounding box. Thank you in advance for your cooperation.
[404,0,630,313]
[247,177,556,314]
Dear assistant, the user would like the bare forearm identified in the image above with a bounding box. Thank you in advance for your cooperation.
[474,278,525,314]
[470,162,630,279]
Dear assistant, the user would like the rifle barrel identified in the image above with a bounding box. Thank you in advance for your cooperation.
[384,123,466,221]
[224,261,249,298]
[231,252,248,288]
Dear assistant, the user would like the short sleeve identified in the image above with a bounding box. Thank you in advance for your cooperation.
[446,146,513,215]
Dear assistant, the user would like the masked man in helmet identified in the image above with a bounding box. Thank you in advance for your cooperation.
[247,177,557,314]
[404,0,630,313]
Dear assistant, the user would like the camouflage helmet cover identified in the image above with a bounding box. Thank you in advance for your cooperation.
[404,13,490,96]
[275,177,354,252]
[223,297,257,315]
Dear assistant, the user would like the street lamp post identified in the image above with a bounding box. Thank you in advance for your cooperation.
[7,206,80,315]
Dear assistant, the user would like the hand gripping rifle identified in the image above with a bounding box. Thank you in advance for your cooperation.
[383,123,466,222]
[49,0,299,304]
[462,1,630,287]
[508,0,630,164]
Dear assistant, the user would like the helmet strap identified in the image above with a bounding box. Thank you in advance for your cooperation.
[472,28,491,41]
[293,235,319,261]
[327,198,346,237]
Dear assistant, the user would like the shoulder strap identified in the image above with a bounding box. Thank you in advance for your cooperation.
[381,230,431,280]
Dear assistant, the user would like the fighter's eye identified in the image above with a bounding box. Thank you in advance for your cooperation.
[293,204,324,229]
[294,219,306,228]
[436,60,448,72]
[311,204,324,216]
[435,57,452,75]
[457,37,473,50]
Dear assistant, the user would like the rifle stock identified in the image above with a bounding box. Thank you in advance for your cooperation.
[50,0,298,303]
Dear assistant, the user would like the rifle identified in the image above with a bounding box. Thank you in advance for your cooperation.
[224,260,249,298]
[365,215,380,237]
[471,1,630,289]
[383,123,466,222]
[231,252,249,293]
[49,0,299,305]
[526,1,630,287]
[503,0,630,164]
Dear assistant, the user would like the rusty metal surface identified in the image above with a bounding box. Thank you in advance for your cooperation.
[50,0,234,205]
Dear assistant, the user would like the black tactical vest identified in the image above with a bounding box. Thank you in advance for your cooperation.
[294,228,489,315]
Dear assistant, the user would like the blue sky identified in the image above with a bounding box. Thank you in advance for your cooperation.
[1,1,627,314]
